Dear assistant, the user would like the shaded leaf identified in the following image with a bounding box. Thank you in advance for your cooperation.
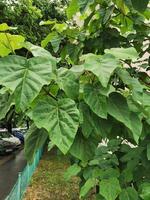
[119,187,138,200]
[139,182,150,200]
[0,93,14,120]
[83,84,108,119]
[147,143,150,160]
[56,67,79,99]
[131,0,149,12]
[25,125,48,164]
[80,102,112,138]
[108,93,142,143]
[70,133,98,161]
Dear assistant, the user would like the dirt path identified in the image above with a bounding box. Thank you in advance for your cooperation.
[23,151,80,200]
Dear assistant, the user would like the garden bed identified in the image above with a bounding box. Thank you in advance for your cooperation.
[23,151,94,200]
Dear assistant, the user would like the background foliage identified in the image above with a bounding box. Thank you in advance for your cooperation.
[0,0,150,199]
[0,0,67,44]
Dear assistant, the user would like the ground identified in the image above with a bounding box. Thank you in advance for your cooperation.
[23,150,94,200]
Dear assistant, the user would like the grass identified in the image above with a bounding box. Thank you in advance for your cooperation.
[23,150,86,200]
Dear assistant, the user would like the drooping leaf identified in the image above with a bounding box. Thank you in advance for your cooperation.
[0,93,14,120]
[80,178,96,198]
[80,102,112,138]
[108,93,142,143]
[61,43,82,64]
[25,125,48,164]
[131,0,149,12]
[24,42,56,66]
[105,47,138,60]
[0,33,25,57]
[56,67,79,99]
[83,84,108,119]
[83,54,121,87]
[0,55,55,111]
[70,133,98,161]
[41,31,62,52]
[100,177,121,200]
[64,164,81,181]
[80,102,94,138]
[66,0,79,19]
[119,187,138,200]
[116,68,143,92]
[31,96,80,154]
[116,68,144,104]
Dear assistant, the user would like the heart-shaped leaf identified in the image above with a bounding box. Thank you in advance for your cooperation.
[0,55,55,111]
[31,96,80,154]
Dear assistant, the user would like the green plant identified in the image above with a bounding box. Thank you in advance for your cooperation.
[0,0,67,44]
[0,0,150,199]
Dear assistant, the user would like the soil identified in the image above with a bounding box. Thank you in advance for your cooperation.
[23,150,95,200]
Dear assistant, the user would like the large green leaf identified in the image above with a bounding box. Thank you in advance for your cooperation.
[25,125,48,164]
[0,55,55,111]
[105,47,138,60]
[80,178,96,198]
[70,133,98,161]
[0,33,25,57]
[100,177,121,200]
[83,54,121,87]
[119,187,138,200]
[31,96,80,154]
[56,67,79,99]
[108,93,142,143]
[83,84,108,119]
[64,164,81,181]
[131,0,149,12]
